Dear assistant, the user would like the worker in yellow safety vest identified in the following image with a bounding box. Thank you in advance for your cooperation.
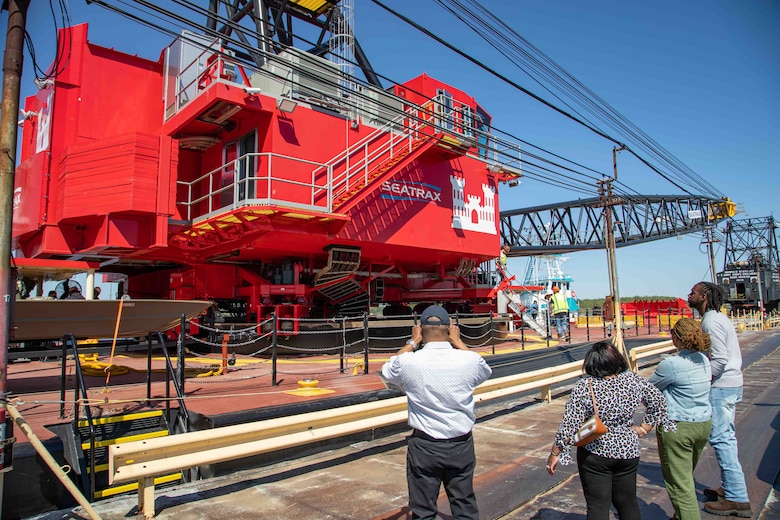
[549,286,569,340]
[496,244,510,283]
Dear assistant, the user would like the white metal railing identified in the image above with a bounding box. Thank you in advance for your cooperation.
[313,92,526,209]
[161,34,528,178]
[176,153,332,222]
[162,34,528,211]
[162,31,507,163]
[406,95,525,178]
[312,111,420,207]
[163,36,257,120]
[163,34,350,122]
[475,132,523,173]
[411,94,523,174]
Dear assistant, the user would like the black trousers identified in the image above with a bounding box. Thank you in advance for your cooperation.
[406,431,479,520]
[577,447,641,520]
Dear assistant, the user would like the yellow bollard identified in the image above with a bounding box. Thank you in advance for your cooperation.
[283,378,335,397]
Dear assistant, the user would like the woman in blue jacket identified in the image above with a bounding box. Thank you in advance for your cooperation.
[649,318,712,520]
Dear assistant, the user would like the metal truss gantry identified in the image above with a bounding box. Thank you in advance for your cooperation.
[722,216,779,269]
[499,195,734,255]
[204,0,382,87]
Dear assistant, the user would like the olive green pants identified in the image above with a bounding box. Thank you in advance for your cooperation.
[656,420,712,520]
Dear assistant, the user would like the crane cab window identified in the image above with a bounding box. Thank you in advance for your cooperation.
[436,89,454,130]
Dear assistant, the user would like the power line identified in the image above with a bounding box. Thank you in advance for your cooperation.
[24,0,72,81]
[437,0,725,199]
[78,0,611,194]
[25,0,724,201]
[374,0,723,199]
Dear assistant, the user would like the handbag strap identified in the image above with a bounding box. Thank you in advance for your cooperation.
[588,378,599,416]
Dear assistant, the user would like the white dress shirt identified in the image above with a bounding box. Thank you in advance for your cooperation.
[381,341,492,439]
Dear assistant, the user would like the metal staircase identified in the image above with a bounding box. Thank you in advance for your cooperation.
[314,246,369,314]
[315,98,469,215]
[49,411,181,500]
[370,277,385,304]
[330,137,429,211]
[336,292,371,318]
[494,265,549,337]
[522,257,538,285]
[48,333,195,501]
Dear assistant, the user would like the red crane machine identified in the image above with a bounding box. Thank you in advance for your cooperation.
[12,9,522,341]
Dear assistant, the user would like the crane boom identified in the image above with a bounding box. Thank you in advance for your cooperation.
[500,195,735,254]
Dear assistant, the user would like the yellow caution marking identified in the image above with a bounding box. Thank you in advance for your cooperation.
[81,429,168,450]
[281,212,315,219]
[94,473,181,499]
[78,410,163,428]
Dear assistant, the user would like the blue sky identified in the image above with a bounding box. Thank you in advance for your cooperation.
[10,0,779,300]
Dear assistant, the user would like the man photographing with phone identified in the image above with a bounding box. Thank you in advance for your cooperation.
[381,305,492,519]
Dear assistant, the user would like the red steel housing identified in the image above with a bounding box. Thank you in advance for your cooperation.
[13,24,521,328]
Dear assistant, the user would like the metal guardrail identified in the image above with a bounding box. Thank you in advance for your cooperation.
[109,339,674,518]
[730,311,779,331]
[628,340,675,371]
[175,152,331,222]
[163,36,527,219]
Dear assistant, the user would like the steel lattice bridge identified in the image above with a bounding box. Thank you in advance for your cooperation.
[499,195,736,255]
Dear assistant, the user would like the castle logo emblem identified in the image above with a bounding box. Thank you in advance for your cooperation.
[450,176,496,235]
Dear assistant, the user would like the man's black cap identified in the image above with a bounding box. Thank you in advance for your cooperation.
[420,305,450,326]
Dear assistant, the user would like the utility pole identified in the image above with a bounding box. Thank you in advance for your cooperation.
[753,251,765,318]
[600,145,628,362]
[702,227,719,282]
[1,0,31,507]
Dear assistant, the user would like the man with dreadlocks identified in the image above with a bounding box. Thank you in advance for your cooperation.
[687,282,752,518]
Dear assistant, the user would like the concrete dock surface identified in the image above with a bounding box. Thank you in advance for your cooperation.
[19,330,780,519]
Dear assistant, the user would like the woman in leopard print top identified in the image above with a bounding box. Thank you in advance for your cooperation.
[546,341,675,519]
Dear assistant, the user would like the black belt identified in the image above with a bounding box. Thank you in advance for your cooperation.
[411,429,472,442]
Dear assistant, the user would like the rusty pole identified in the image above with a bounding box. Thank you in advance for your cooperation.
[703,226,718,283]
[601,144,628,363]
[0,0,31,505]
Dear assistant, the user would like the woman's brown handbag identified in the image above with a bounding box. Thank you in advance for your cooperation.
[573,379,608,447]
